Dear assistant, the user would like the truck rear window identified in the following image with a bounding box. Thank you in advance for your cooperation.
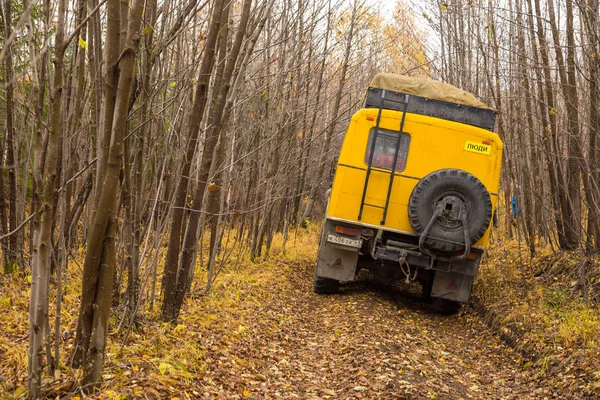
[364,128,410,171]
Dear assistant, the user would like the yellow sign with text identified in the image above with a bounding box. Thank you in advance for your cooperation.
[464,141,491,155]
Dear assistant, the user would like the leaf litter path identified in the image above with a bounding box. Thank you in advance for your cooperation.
[196,262,552,400]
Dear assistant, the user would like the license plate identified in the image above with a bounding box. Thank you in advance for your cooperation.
[327,234,362,248]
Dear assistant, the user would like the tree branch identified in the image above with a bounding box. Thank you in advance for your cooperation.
[0,212,36,241]
[62,0,108,52]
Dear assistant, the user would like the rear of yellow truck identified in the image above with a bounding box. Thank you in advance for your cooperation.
[314,73,503,314]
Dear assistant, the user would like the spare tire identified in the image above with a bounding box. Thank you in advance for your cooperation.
[408,169,492,253]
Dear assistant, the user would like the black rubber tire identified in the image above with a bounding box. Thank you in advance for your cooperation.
[420,276,434,302]
[408,168,492,253]
[431,298,462,315]
[313,275,339,294]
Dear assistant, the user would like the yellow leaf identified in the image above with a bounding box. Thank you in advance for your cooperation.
[27,275,32,283]
[441,3,447,11]
[238,325,248,333]
[159,362,170,375]
[14,386,26,397]
[78,36,88,49]
[174,323,185,333]
[144,25,154,35]
[170,81,177,87]
[73,397,81,400]
[106,391,127,400]
[208,182,217,192]
[550,108,557,115]
[133,364,139,372]
[243,390,250,397]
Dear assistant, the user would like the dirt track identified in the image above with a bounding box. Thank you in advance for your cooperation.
[196,263,572,399]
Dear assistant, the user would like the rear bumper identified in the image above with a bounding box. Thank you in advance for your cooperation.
[315,218,483,303]
[326,215,486,251]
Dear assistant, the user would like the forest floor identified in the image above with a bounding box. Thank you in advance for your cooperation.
[1,229,599,399]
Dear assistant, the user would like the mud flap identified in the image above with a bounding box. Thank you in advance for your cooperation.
[431,270,474,303]
[315,228,359,282]
[316,245,359,282]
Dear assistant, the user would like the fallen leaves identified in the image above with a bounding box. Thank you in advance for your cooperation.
[475,239,600,397]
[2,230,598,399]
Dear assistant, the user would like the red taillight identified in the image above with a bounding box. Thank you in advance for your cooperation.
[482,140,492,145]
[366,116,375,121]
[335,226,359,236]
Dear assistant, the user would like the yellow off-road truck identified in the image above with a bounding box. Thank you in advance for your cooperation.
[314,73,503,313]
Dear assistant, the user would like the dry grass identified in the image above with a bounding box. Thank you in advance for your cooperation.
[474,236,600,390]
[0,225,320,399]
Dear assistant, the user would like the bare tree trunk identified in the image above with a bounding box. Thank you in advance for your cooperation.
[547,0,582,249]
[72,0,121,369]
[61,0,88,254]
[94,0,121,195]
[0,0,19,269]
[516,0,537,257]
[4,5,17,267]
[301,0,357,226]
[292,13,314,225]
[482,0,512,236]
[577,0,600,252]
[0,4,8,269]
[161,0,225,321]
[122,122,138,319]
[297,3,331,228]
[73,0,146,387]
[531,0,572,249]
[165,0,252,322]
[28,0,67,394]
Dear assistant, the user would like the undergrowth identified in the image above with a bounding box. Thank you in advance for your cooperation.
[0,225,320,399]
[474,237,600,393]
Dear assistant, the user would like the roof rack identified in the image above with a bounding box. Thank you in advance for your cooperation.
[364,87,496,131]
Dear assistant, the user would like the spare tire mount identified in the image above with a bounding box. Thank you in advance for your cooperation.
[417,199,471,260]
[408,169,492,254]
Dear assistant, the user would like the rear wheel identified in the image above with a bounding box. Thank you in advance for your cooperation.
[432,298,462,315]
[420,272,461,315]
[420,275,434,302]
[313,275,339,294]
